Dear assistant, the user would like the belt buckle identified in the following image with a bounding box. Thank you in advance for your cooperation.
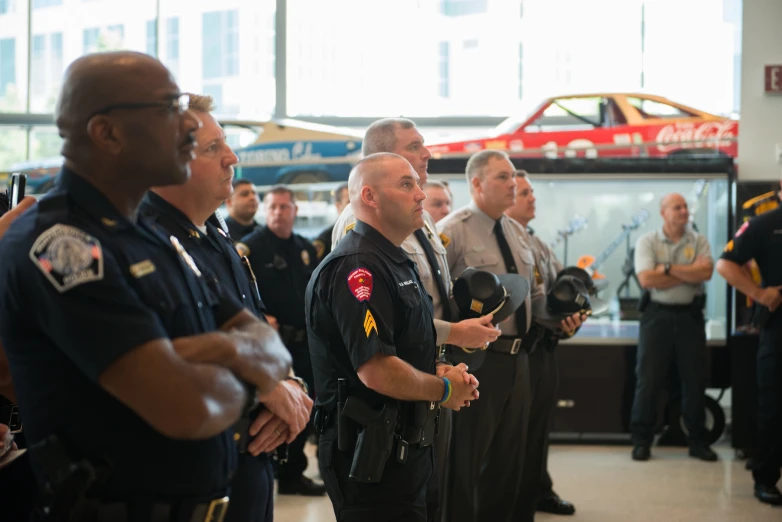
[204,496,229,522]
[510,338,522,355]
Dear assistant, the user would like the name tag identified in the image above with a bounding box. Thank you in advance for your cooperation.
[130,260,156,278]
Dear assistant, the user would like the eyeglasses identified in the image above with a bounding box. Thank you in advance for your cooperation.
[87,93,190,120]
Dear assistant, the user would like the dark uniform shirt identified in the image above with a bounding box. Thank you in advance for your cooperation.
[224,215,260,243]
[236,227,318,330]
[141,193,267,317]
[312,224,334,260]
[0,168,242,498]
[721,206,782,320]
[305,220,437,411]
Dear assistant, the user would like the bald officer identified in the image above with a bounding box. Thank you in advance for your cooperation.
[630,193,716,462]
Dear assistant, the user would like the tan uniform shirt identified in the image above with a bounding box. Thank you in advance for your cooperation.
[634,226,712,305]
[332,203,453,345]
[437,201,540,336]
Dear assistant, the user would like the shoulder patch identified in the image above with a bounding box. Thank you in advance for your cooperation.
[439,233,451,248]
[30,224,104,293]
[345,222,355,233]
[313,239,325,259]
[347,268,373,302]
[235,242,250,257]
[364,309,378,338]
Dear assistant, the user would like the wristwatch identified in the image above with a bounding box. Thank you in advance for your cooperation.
[285,375,309,395]
[664,263,672,275]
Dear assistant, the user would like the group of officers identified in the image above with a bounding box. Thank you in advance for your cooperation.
[0,50,780,522]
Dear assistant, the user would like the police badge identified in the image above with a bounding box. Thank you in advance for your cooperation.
[30,224,104,293]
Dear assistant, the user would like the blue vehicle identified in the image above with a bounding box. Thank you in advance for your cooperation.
[226,118,363,185]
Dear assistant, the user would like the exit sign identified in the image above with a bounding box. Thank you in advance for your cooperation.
[766,65,782,94]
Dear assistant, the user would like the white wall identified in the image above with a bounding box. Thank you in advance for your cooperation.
[739,0,782,181]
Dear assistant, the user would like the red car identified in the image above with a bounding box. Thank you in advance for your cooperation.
[428,93,738,160]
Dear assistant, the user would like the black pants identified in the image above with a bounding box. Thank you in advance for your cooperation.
[751,325,782,486]
[630,303,707,446]
[449,350,530,522]
[318,431,434,521]
[278,338,315,485]
[224,453,274,522]
[431,407,451,522]
[515,344,559,522]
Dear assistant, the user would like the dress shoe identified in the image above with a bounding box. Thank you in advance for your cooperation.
[632,445,650,461]
[688,444,718,462]
[536,493,576,515]
[277,476,327,496]
[754,483,782,506]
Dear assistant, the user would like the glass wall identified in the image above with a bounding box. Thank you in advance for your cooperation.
[0,0,743,170]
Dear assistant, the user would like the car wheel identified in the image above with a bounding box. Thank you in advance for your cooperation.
[283,171,329,185]
[662,394,726,446]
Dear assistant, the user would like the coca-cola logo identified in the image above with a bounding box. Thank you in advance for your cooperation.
[655,121,736,153]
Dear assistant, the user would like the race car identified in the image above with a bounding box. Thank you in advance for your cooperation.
[427,93,738,160]
[228,118,363,186]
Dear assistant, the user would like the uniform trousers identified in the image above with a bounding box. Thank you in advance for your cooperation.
[224,453,274,522]
[630,303,707,446]
[752,324,782,486]
[449,350,530,522]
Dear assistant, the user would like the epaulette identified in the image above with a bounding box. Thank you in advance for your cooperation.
[742,191,779,220]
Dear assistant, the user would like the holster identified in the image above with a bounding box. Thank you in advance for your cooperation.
[340,397,398,483]
[400,401,439,448]
[637,290,651,313]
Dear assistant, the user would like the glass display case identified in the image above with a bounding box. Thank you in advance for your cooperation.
[431,172,730,343]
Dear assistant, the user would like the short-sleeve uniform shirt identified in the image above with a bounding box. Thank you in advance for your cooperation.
[306,220,437,411]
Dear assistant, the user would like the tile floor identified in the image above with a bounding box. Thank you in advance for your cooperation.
[272,443,780,522]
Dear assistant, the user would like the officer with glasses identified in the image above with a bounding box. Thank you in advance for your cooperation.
[0,51,292,522]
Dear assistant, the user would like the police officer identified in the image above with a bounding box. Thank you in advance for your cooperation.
[505,171,577,518]
[631,193,717,462]
[141,93,313,521]
[224,179,261,241]
[313,182,349,260]
[331,118,500,522]
[717,201,782,505]
[0,52,292,521]
[438,150,582,522]
[307,153,480,522]
[236,186,325,496]
[422,181,453,224]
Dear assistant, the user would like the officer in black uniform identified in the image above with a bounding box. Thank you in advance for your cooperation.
[140,93,313,522]
[313,182,349,260]
[0,52,292,521]
[236,186,325,496]
[224,179,261,241]
[717,203,782,505]
[307,153,480,522]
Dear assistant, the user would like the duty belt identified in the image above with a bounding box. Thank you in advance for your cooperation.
[488,336,524,355]
[91,496,230,522]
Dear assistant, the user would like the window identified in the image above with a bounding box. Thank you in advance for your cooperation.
[0,38,15,99]
[83,25,124,54]
[31,33,63,112]
[438,41,449,98]
[440,0,488,16]
[146,20,157,57]
[33,0,62,8]
[627,97,697,119]
[0,0,12,15]
[166,18,179,79]
[202,10,239,80]
[530,97,603,131]
[517,43,523,100]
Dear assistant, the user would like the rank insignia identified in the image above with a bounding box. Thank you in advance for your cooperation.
[30,224,104,293]
[364,309,378,338]
[439,233,451,248]
[723,240,734,252]
[347,268,373,302]
[345,222,355,234]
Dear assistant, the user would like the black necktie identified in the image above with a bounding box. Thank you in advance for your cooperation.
[413,228,451,322]
[494,219,527,334]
